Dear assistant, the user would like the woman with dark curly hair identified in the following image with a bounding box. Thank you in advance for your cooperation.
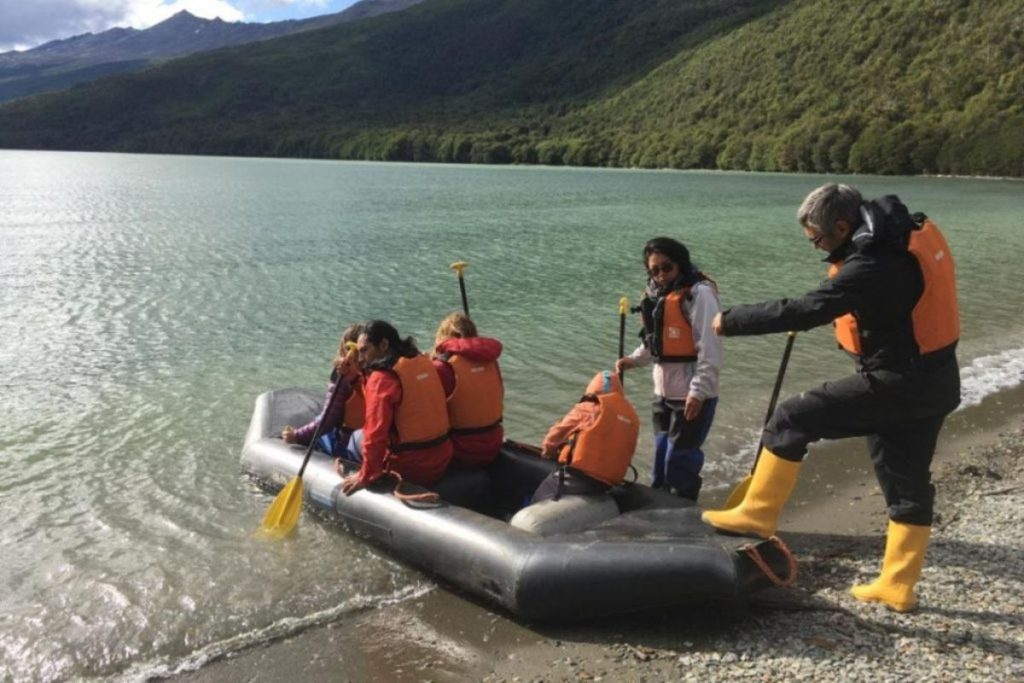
[616,237,723,501]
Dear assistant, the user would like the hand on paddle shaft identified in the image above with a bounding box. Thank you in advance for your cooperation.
[616,296,705,420]
[449,261,470,315]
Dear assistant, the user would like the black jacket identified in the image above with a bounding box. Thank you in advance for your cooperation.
[722,196,954,373]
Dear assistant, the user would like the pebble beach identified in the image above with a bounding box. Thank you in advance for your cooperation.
[177,395,1024,683]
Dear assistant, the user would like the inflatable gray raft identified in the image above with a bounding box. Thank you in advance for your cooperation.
[241,388,796,621]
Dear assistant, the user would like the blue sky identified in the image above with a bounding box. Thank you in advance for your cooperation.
[0,0,363,52]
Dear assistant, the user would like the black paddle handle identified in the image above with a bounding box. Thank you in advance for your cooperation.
[296,375,347,478]
[751,331,797,471]
[458,277,470,316]
[617,312,626,384]
[617,297,629,386]
[763,332,796,426]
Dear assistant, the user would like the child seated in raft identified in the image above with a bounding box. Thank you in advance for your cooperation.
[431,312,505,468]
[510,370,640,535]
[281,323,365,462]
[340,320,453,494]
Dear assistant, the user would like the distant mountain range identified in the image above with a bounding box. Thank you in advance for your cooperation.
[0,0,424,102]
[0,0,1020,177]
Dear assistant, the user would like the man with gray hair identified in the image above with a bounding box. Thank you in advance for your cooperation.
[702,183,961,613]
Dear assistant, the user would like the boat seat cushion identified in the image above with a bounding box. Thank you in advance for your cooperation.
[509,494,620,536]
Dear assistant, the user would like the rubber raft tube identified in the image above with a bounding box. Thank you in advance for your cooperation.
[241,388,796,621]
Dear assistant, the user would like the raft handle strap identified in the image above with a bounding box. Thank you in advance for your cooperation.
[387,469,442,506]
[743,535,798,588]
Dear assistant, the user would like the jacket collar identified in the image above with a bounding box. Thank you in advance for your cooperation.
[364,353,399,373]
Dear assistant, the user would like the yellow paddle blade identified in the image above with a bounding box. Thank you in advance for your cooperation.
[619,296,629,315]
[723,474,752,510]
[260,476,303,538]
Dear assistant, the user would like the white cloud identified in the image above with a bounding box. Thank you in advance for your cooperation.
[122,0,246,28]
[0,0,126,50]
[0,0,248,52]
[237,0,330,10]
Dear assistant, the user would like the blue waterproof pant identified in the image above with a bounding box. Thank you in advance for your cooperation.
[651,396,718,501]
[316,428,357,461]
[343,428,364,463]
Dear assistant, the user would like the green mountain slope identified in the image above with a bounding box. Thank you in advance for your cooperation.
[570,0,1024,176]
[0,0,1020,176]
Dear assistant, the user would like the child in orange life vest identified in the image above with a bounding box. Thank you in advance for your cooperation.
[530,370,640,503]
[431,312,504,468]
[616,237,722,501]
[282,322,365,462]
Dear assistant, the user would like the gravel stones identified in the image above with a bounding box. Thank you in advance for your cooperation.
[482,427,1024,683]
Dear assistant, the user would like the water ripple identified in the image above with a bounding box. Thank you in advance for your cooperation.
[2,152,1023,681]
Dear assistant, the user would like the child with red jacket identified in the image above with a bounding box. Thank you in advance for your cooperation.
[431,312,504,468]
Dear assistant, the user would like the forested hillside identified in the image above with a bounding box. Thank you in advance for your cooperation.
[570,0,1024,176]
[0,0,1020,177]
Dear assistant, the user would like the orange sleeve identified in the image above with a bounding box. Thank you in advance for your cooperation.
[542,401,600,456]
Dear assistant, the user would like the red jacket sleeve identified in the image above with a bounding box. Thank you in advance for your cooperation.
[359,370,402,483]
[431,358,456,397]
[435,336,503,362]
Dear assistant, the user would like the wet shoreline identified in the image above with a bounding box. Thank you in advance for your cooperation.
[171,384,1024,682]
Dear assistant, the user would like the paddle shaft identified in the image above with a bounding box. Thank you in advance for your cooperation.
[618,312,626,384]
[457,276,470,316]
[449,262,470,316]
[750,331,797,471]
[296,374,347,478]
[617,297,628,385]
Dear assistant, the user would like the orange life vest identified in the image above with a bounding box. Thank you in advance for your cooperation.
[559,392,640,486]
[641,288,698,362]
[390,354,450,452]
[342,379,365,431]
[446,354,503,433]
[830,219,959,356]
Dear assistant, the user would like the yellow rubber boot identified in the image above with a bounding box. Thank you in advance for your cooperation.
[702,448,801,538]
[851,520,931,612]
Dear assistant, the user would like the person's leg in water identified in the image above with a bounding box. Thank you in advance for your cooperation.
[663,397,718,501]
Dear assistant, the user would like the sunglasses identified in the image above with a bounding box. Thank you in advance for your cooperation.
[648,262,677,276]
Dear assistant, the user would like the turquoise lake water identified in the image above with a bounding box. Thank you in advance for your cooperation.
[1,150,1022,680]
